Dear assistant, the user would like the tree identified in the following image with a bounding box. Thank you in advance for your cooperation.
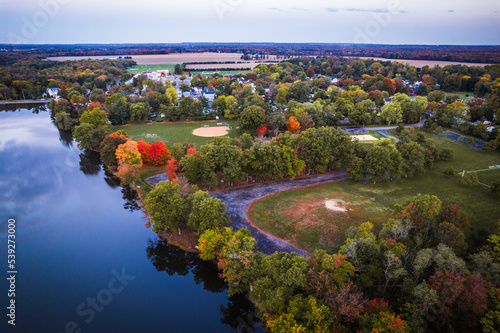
[347,156,366,181]
[281,145,305,179]
[187,190,230,235]
[288,81,310,102]
[365,139,402,182]
[79,108,109,127]
[287,116,301,132]
[266,111,287,137]
[427,270,488,331]
[105,93,128,125]
[165,87,178,106]
[73,123,108,150]
[400,141,427,178]
[166,158,179,180]
[380,102,403,126]
[54,112,73,131]
[137,140,152,164]
[145,181,187,233]
[461,171,479,187]
[251,252,308,314]
[148,141,171,166]
[238,105,265,137]
[115,140,143,184]
[129,102,152,122]
[100,133,128,167]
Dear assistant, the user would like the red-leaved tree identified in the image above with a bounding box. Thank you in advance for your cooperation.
[166,158,179,180]
[148,142,171,166]
[137,140,151,164]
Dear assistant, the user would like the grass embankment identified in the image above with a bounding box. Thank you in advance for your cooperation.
[117,119,238,149]
[249,129,500,253]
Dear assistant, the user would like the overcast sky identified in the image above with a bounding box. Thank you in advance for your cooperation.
[0,0,498,45]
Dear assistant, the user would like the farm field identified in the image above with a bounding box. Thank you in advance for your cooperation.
[116,119,238,148]
[249,129,500,253]
[344,56,491,67]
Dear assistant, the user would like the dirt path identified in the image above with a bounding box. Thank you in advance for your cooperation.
[211,171,348,257]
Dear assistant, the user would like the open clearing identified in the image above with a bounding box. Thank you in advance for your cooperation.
[46,53,281,66]
[192,126,230,137]
[116,120,237,148]
[344,56,491,67]
[249,129,500,253]
[352,134,378,141]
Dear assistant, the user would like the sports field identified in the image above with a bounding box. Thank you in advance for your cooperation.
[116,120,238,148]
[249,129,500,253]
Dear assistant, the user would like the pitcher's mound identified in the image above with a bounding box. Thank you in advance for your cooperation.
[325,199,348,213]
[192,126,230,137]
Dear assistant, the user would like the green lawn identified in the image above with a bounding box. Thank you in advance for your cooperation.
[127,64,249,76]
[477,168,500,186]
[444,91,476,101]
[249,129,500,253]
[116,119,238,149]
[127,64,177,74]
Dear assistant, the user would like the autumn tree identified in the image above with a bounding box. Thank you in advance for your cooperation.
[137,140,152,163]
[287,116,301,132]
[148,141,171,166]
[100,133,128,167]
[115,140,143,184]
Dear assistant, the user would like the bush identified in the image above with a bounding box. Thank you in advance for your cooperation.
[461,171,479,187]
[490,181,500,197]
[439,148,455,161]
[444,166,458,176]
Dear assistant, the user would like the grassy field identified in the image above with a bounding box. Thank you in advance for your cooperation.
[127,64,176,74]
[444,91,476,101]
[249,129,500,253]
[116,119,238,148]
[127,64,250,76]
[477,168,500,186]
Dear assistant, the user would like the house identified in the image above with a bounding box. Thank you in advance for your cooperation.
[47,88,60,98]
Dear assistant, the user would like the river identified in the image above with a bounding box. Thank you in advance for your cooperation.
[0,107,263,333]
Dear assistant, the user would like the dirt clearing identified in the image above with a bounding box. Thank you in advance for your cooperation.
[192,126,230,137]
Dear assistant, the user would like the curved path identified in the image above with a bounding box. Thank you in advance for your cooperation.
[211,171,348,257]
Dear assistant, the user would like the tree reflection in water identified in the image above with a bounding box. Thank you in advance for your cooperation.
[122,185,140,212]
[146,238,262,332]
[79,150,101,175]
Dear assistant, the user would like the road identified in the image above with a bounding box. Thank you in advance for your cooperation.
[211,171,348,257]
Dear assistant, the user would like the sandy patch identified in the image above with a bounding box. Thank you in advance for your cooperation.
[192,126,230,137]
[324,199,348,213]
[352,134,377,141]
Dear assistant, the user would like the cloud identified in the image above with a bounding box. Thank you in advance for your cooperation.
[326,8,408,14]
[268,7,284,12]
[448,10,455,13]
[292,6,309,11]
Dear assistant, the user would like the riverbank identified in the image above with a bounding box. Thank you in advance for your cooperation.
[0,99,51,104]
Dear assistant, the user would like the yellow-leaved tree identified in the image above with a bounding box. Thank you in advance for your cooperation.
[115,140,143,184]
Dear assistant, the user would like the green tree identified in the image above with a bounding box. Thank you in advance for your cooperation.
[365,139,402,182]
[238,105,265,137]
[347,156,366,181]
[129,102,152,122]
[54,112,73,131]
[73,123,108,150]
[461,171,479,187]
[187,190,230,235]
[144,181,187,233]
[251,252,308,314]
[380,102,403,126]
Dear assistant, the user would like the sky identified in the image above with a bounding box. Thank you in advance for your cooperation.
[0,0,498,45]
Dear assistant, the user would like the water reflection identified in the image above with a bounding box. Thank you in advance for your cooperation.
[79,149,102,175]
[146,238,262,332]
[0,103,47,113]
[104,169,122,188]
[122,185,140,212]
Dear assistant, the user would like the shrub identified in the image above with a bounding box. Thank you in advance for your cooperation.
[444,166,457,176]
[439,148,455,161]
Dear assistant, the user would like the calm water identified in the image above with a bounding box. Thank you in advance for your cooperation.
[0,107,262,333]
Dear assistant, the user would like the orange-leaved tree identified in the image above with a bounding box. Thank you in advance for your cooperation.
[148,141,171,166]
[287,116,301,133]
